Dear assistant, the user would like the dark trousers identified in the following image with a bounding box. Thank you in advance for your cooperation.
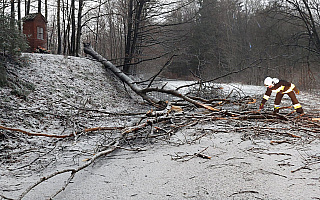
[275,91,303,113]
[275,91,299,105]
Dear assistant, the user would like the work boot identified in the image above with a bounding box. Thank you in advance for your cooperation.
[273,109,279,114]
[296,107,304,114]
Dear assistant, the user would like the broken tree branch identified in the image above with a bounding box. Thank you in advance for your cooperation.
[141,87,219,111]
[0,125,125,138]
[146,54,176,88]
[0,125,74,138]
[18,140,120,200]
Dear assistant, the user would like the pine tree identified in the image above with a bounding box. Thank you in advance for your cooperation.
[0,14,28,56]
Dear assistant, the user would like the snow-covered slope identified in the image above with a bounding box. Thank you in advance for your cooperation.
[0,53,141,134]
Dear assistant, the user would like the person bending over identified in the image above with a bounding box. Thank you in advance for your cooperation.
[258,77,304,114]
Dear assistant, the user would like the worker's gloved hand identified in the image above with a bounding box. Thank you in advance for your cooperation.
[295,89,300,95]
[259,103,264,109]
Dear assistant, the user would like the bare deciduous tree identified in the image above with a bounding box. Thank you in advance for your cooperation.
[57,0,61,54]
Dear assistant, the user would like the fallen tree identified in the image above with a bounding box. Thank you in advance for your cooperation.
[83,43,219,111]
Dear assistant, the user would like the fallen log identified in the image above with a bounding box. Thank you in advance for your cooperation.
[83,43,219,112]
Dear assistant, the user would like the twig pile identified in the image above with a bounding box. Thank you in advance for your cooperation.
[1,94,319,199]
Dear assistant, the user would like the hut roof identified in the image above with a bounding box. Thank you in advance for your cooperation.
[22,13,47,23]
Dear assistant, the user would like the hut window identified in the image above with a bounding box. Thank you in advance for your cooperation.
[37,27,44,40]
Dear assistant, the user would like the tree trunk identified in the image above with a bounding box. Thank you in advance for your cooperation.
[10,0,14,54]
[17,0,21,32]
[45,0,48,19]
[57,0,62,54]
[75,0,83,56]
[38,0,41,13]
[25,0,30,15]
[123,0,134,74]
[70,0,76,55]
[62,0,69,55]
[94,0,101,50]
[10,0,14,27]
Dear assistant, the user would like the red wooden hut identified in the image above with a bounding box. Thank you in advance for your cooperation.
[22,13,47,52]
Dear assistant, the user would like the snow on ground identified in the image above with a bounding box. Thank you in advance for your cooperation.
[0,53,320,200]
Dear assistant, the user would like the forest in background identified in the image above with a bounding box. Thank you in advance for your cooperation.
[1,0,320,89]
